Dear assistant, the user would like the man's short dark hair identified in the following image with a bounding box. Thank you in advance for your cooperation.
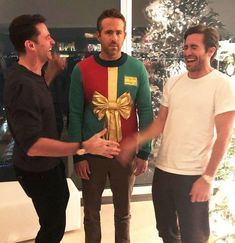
[96,8,126,32]
[9,14,46,54]
[184,25,220,60]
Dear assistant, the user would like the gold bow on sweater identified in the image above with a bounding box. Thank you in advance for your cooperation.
[92,91,133,142]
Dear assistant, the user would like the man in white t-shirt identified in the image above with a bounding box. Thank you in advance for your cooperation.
[119,25,235,243]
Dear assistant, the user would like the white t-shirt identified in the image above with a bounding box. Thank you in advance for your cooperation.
[156,70,235,175]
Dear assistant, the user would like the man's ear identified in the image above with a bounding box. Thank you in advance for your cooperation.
[25,40,35,51]
[208,46,216,58]
[96,31,101,42]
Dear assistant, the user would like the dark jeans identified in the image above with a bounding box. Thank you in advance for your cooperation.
[82,156,135,243]
[152,168,209,243]
[14,162,70,243]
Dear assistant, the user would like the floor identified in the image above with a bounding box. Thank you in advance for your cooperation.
[22,200,163,243]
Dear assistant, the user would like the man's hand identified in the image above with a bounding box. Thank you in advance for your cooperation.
[190,176,212,202]
[44,53,67,85]
[117,133,138,166]
[74,160,90,180]
[133,157,148,176]
[83,128,120,158]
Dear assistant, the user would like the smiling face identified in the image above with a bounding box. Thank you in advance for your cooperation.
[33,23,55,64]
[183,33,215,78]
[96,17,126,61]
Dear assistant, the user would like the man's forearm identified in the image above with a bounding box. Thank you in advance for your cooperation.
[27,138,79,157]
[203,134,233,177]
[138,105,168,146]
[27,129,120,158]
[204,111,235,178]
[138,118,163,146]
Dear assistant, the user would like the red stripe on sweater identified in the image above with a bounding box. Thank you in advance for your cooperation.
[78,56,108,101]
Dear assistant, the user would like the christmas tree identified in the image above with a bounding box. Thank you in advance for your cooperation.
[133,0,225,115]
[132,0,235,242]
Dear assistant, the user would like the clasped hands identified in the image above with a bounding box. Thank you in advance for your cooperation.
[83,129,139,161]
[75,130,147,180]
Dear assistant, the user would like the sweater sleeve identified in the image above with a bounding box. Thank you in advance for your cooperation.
[68,65,84,142]
[135,63,154,160]
[69,65,89,163]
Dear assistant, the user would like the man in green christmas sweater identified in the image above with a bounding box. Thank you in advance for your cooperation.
[68,8,153,243]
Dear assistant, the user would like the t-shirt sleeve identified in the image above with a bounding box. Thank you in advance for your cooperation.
[160,74,184,108]
[214,77,235,116]
[7,81,42,153]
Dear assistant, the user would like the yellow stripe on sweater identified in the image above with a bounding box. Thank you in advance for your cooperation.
[108,67,118,101]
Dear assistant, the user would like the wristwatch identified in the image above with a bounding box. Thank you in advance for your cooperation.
[202,174,213,184]
[76,142,86,156]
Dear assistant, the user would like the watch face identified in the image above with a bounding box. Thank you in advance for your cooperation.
[77,148,86,155]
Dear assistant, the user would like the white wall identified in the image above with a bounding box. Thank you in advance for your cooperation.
[0,0,119,27]
[0,0,234,36]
